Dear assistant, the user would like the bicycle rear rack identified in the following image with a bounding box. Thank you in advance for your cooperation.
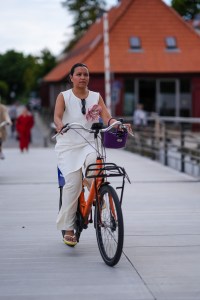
[85,162,127,179]
[85,163,131,205]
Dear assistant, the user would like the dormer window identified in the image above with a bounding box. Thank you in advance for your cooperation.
[130,36,141,49]
[165,36,177,49]
[129,36,143,52]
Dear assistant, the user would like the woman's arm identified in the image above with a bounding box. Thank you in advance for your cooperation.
[3,106,12,125]
[99,95,133,134]
[98,96,117,125]
[54,93,65,132]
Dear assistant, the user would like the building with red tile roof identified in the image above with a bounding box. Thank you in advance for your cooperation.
[42,0,200,118]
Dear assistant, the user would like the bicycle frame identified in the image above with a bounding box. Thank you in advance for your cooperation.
[78,157,103,222]
[77,133,129,229]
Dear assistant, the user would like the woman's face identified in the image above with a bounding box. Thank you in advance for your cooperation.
[70,66,89,89]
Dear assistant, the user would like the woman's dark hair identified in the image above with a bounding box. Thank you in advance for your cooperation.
[70,63,88,76]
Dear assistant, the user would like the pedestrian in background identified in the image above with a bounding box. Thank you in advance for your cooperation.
[133,103,147,130]
[9,101,19,137]
[16,105,34,152]
[0,103,12,159]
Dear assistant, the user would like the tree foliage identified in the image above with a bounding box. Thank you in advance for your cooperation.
[171,0,200,19]
[0,81,9,99]
[0,49,56,104]
[62,0,106,51]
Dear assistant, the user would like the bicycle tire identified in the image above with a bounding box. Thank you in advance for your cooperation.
[95,184,124,266]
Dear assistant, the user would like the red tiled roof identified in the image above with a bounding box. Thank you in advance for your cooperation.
[44,0,200,82]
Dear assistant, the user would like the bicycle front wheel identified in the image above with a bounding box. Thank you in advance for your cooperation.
[95,184,124,266]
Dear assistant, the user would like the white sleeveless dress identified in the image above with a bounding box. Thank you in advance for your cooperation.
[55,89,99,177]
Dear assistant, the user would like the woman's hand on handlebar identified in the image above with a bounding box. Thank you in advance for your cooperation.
[113,120,134,137]
[123,123,134,136]
[55,122,64,133]
[105,120,134,137]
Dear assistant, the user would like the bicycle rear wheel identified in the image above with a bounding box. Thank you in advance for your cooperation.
[95,184,124,266]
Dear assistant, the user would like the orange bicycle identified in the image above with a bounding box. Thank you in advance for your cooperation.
[55,121,132,266]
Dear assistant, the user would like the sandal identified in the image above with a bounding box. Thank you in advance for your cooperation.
[63,234,77,247]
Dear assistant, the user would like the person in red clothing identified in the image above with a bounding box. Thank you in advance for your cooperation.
[16,105,34,152]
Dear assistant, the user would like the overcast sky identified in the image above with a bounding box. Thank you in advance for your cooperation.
[0,0,171,57]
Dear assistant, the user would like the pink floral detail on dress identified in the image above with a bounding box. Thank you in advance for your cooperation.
[86,104,102,121]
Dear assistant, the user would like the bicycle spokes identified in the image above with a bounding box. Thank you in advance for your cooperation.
[109,194,117,221]
[95,185,124,266]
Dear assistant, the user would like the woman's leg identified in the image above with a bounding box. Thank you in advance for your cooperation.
[83,152,96,188]
[56,152,96,245]
[56,168,82,231]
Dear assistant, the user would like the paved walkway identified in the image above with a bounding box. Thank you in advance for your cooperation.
[0,117,200,300]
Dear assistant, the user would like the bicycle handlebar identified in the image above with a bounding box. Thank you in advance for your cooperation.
[52,121,134,140]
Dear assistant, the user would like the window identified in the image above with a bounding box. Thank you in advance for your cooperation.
[159,80,176,116]
[165,36,177,49]
[180,79,191,117]
[180,79,190,93]
[130,36,141,50]
[160,81,175,93]
[124,79,135,115]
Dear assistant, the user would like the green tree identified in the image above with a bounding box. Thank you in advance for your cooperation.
[62,0,106,51]
[36,49,56,80]
[171,0,200,19]
[0,49,56,104]
[23,55,39,96]
[0,50,27,102]
[0,81,9,100]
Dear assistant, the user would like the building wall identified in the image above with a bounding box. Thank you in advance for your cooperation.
[192,78,200,118]
[42,74,200,119]
[40,82,50,107]
[116,75,194,118]
[89,75,105,99]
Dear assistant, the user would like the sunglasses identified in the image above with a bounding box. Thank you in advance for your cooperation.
[81,99,86,115]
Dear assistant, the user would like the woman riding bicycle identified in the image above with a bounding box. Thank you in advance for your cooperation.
[54,63,131,247]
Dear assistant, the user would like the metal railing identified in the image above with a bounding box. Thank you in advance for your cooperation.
[124,116,200,178]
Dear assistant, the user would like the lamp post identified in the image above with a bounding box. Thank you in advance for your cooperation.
[103,12,111,114]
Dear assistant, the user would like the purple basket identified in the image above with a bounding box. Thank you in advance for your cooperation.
[103,129,128,149]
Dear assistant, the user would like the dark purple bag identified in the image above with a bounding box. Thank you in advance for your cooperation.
[103,120,128,148]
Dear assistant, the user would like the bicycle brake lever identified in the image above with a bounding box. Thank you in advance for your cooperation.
[61,123,69,134]
[62,123,69,129]
[51,123,69,140]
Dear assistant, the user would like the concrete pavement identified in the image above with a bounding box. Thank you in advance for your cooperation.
[1,139,200,299]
